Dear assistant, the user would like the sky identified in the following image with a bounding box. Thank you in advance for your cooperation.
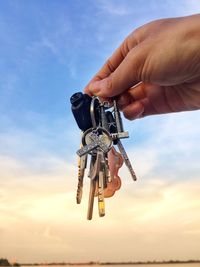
[0,0,200,263]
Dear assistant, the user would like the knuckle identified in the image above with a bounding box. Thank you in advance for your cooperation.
[123,110,134,121]
[106,75,114,94]
[105,58,115,73]
[121,37,131,57]
[131,28,141,43]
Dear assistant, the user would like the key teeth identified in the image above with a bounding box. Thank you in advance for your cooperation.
[76,188,82,204]
[76,198,81,204]
[98,202,105,217]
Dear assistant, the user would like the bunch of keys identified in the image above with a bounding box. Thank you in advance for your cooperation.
[70,92,137,220]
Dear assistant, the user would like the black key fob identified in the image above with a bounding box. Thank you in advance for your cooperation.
[70,92,93,132]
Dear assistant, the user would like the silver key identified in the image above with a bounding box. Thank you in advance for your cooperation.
[76,154,87,204]
[89,152,101,180]
[113,100,124,133]
[87,154,96,179]
[87,179,97,220]
[77,130,111,157]
[117,139,137,181]
[104,154,111,183]
[87,151,101,220]
[112,100,137,181]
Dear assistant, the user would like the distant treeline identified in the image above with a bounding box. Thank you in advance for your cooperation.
[0,259,20,267]
[20,260,200,266]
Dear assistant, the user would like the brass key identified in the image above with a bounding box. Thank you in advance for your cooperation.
[98,151,106,217]
[87,151,101,220]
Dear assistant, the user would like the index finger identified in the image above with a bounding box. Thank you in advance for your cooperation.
[84,35,137,95]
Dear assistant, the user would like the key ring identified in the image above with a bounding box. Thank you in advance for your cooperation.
[90,96,100,129]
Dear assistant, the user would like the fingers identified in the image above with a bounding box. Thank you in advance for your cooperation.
[119,83,160,119]
[84,19,165,98]
[84,17,176,98]
[84,34,138,96]
[87,41,149,98]
[122,101,145,120]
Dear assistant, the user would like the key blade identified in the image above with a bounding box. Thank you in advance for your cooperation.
[76,168,84,204]
[98,153,106,217]
[80,154,87,169]
[76,154,87,204]
[87,179,96,220]
[98,200,105,217]
[98,170,105,217]
[117,140,137,181]
[89,152,101,180]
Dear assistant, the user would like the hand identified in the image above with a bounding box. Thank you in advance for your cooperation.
[84,14,200,119]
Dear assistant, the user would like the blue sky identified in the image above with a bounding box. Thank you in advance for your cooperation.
[0,0,200,263]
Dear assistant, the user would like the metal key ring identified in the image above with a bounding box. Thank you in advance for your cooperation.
[90,97,100,128]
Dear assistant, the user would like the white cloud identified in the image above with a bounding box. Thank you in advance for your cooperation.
[0,104,200,263]
[96,0,131,16]
[168,0,200,16]
[1,0,200,261]
[0,112,200,261]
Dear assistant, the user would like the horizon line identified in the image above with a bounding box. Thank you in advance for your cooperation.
[19,259,200,265]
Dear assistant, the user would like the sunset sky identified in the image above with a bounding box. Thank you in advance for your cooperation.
[0,0,200,263]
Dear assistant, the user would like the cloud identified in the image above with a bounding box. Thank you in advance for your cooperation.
[96,0,132,16]
[168,0,200,16]
[0,98,200,263]
[1,152,200,262]
[1,0,200,262]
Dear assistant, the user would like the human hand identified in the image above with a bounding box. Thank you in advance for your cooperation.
[84,14,200,119]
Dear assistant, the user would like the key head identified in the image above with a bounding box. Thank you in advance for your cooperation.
[80,127,112,155]
[103,147,123,198]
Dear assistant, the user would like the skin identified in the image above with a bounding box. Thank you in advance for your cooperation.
[84,14,200,120]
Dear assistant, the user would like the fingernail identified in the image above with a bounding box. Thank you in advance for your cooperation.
[89,78,109,96]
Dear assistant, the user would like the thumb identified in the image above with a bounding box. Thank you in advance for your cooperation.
[89,44,147,98]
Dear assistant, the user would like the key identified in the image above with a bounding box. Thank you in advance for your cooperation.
[93,150,106,216]
[113,100,124,133]
[87,179,97,220]
[87,153,96,179]
[105,155,111,183]
[94,152,110,198]
[117,139,137,181]
[76,154,87,204]
[112,100,137,181]
[112,100,129,140]
[98,165,105,217]
[87,151,101,220]
[104,147,123,198]
[89,152,101,180]
[77,130,112,157]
